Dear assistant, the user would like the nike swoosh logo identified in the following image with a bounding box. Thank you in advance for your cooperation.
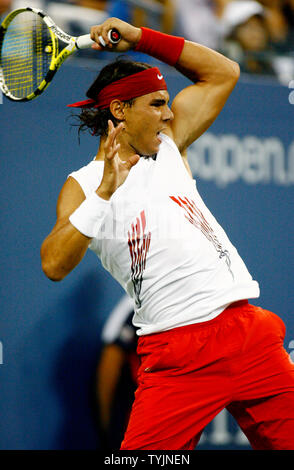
[157,74,163,80]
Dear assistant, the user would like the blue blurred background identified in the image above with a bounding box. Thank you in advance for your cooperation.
[0,0,293,451]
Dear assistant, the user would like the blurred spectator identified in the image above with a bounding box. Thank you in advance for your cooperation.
[133,0,175,33]
[0,0,11,14]
[284,0,294,28]
[108,0,175,33]
[259,0,294,53]
[0,0,12,20]
[73,0,107,10]
[220,0,294,82]
[173,0,223,50]
[220,1,277,76]
[94,295,139,450]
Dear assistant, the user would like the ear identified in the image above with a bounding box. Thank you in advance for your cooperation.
[109,99,125,121]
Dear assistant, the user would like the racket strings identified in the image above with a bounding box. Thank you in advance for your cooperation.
[0,11,54,98]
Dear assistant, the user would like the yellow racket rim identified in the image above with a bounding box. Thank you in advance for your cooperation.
[0,9,57,101]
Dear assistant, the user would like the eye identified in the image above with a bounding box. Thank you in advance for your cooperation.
[151,100,167,107]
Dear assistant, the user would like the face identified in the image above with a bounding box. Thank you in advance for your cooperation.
[235,16,269,51]
[122,90,174,156]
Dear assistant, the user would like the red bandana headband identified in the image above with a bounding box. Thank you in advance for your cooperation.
[67,67,167,110]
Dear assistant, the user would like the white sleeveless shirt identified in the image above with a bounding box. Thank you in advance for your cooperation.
[69,133,260,335]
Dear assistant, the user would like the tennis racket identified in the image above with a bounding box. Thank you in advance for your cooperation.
[0,7,121,102]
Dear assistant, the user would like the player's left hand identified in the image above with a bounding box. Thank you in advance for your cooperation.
[90,17,142,52]
[96,120,140,201]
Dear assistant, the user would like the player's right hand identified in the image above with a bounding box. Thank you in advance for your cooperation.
[96,121,140,201]
[90,17,142,52]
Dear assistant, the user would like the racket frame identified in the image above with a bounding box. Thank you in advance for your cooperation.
[0,7,93,101]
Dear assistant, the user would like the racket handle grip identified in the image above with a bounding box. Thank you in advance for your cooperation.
[75,34,94,49]
[76,29,121,49]
[99,29,121,46]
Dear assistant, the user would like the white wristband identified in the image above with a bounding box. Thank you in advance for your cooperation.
[69,192,110,238]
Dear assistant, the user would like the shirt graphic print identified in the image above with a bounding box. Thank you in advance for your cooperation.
[170,196,233,278]
[127,210,151,308]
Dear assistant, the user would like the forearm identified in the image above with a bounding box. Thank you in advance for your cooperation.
[134,27,239,85]
[41,221,90,281]
[175,40,240,84]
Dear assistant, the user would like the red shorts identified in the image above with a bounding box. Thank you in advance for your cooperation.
[120,301,294,450]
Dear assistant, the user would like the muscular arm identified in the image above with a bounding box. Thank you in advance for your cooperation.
[40,177,91,281]
[170,40,240,153]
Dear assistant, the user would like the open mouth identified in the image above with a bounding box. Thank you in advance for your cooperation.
[157,128,165,137]
[157,127,167,136]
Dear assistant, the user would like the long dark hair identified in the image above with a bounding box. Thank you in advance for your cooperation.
[73,57,152,137]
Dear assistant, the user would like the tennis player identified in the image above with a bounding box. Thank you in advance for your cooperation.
[41,18,294,450]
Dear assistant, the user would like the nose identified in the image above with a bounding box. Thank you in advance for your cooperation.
[163,105,174,122]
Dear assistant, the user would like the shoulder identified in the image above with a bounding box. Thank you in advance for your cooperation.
[55,160,104,221]
[68,160,105,198]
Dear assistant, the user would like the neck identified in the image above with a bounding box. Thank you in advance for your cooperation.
[95,133,139,162]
